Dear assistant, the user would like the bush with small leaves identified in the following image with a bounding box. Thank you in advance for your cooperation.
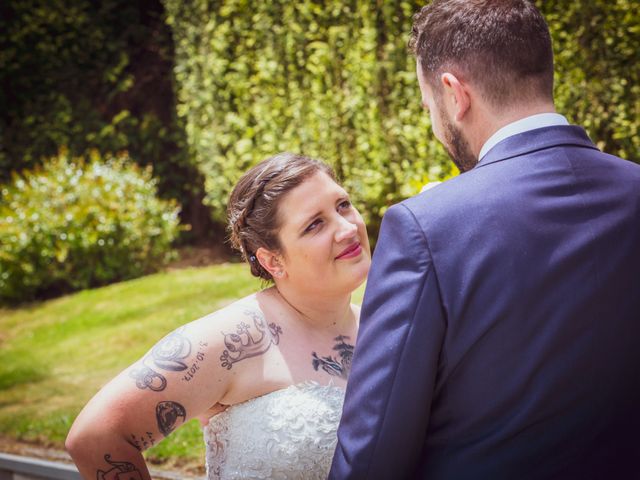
[0,149,181,305]
[164,0,638,239]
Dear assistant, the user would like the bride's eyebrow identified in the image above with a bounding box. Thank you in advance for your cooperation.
[299,211,322,229]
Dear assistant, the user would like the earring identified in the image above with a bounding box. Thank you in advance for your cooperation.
[274,271,284,278]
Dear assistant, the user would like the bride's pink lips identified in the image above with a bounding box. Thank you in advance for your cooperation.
[335,242,362,260]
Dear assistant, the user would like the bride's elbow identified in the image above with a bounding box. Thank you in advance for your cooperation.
[65,418,91,459]
[65,411,107,461]
[64,430,80,458]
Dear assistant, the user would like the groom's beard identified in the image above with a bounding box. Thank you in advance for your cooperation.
[436,101,478,173]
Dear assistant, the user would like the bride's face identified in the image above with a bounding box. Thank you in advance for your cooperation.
[274,171,370,295]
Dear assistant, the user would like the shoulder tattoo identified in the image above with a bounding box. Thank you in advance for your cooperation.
[220,310,282,369]
[311,335,354,379]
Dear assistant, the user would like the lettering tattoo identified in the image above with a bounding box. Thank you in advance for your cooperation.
[129,327,192,392]
[182,341,208,382]
[126,431,156,452]
[96,454,142,480]
[156,400,187,436]
[220,310,282,370]
[311,335,354,379]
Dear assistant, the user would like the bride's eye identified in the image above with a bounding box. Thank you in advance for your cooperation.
[304,218,322,233]
[338,199,352,211]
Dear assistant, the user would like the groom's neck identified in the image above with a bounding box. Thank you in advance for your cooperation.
[468,99,558,159]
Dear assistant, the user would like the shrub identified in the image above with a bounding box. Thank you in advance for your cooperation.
[0,0,209,242]
[0,149,181,305]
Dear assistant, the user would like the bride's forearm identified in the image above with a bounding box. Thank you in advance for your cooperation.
[66,429,152,480]
[66,320,235,479]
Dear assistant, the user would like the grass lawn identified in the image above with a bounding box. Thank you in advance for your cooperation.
[0,262,365,472]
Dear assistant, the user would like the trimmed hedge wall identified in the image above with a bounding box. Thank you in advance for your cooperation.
[164,0,454,235]
[164,0,639,236]
[540,1,639,160]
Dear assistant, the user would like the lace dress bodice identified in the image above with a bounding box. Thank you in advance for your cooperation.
[203,382,345,479]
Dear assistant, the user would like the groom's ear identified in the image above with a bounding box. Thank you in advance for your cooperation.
[255,247,285,279]
[441,72,471,122]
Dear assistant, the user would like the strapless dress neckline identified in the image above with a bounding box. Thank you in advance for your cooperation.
[204,381,345,479]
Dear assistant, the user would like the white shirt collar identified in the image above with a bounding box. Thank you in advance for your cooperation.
[478,113,569,161]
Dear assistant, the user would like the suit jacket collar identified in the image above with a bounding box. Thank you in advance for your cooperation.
[476,125,599,169]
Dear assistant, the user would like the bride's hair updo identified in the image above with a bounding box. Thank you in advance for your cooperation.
[227,152,336,281]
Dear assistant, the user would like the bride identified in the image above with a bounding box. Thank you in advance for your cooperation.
[66,152,371,479]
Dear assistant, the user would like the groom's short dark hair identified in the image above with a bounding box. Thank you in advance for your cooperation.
[409,0,554,107]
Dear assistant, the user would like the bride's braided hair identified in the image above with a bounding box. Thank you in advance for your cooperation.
[227,152,336,281]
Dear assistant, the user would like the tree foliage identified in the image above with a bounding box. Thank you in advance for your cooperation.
[0,0,211,239]
[164,0,639,234]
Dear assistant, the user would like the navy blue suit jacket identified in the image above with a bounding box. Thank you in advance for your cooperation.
[330,126,640,479]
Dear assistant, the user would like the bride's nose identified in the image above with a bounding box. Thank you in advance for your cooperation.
[335,216,358,243]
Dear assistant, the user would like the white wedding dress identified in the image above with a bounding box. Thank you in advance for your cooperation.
[203,382,345,479]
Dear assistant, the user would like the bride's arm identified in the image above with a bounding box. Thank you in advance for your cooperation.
[65,309,246,479]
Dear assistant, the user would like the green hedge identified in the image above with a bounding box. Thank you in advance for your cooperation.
[164,0,454,235]
[539,1,639,160]
[164,0,639,236]
[0,150,181,305]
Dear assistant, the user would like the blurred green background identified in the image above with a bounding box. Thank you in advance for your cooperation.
[0,0,638,472]
[2,0,637,248]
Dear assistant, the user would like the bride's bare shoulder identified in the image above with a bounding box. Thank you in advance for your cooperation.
[186,290,273,338]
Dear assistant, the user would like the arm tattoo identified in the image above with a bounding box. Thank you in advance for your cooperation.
[129,327,192,391]
[151,328,191,371]
[220,310,282,369]
[156,401,187,436]
[126,432,156,452]
[96,454,142,480]
[311,335,354,379]
[128,365,166,392]
[182,341,208,383]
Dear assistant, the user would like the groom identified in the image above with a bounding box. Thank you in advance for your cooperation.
[330,1,640,479]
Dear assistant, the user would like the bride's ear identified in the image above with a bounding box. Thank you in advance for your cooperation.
[255,247,286,279]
